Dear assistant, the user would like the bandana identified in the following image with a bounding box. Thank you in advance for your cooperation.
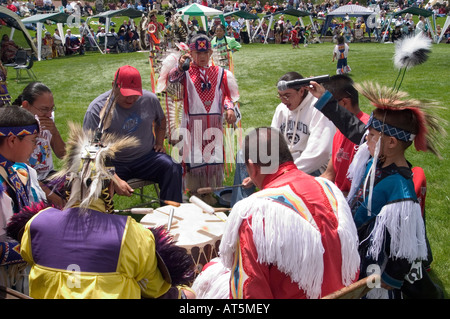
[189,38,211,52]
[0,124,39,137]
[366,112,416,142]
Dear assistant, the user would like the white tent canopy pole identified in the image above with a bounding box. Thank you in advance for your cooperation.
[438,15,450,43]
[265,15,274,44]
[57,23,65,45]
[80,17,105,53]
[37,22,43,61]
[245,19,251,43]
[251,18,263,42]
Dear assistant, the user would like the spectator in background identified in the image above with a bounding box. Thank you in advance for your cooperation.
[19,2,31,17]
[53,29,65,57]
[0,34,19,64]
[125,28,139,51]
[43,0,55,12]
[35,0,44,11]
[26,0,37,15]
[6,0,18,13]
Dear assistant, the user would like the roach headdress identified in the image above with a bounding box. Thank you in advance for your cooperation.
[355,81,445,158]
[52,122,139,213]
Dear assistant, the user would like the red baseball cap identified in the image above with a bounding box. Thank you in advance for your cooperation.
[114,65,143,96]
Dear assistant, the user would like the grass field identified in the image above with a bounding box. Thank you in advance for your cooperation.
[4,28,449,297]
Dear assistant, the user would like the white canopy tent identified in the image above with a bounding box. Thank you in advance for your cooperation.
[21,12,70,61]
[320,4,375,37]
[386,7,441,43]
[87,8,144,53]
[0,6,37,56]
[176,3,225,33]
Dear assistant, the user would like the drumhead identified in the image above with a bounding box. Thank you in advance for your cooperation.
[140,203,227,248]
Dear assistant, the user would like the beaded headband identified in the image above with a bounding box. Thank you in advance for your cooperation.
[366,113,416,142]
[0,124,39,137]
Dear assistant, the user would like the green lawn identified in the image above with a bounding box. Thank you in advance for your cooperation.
[5,33,449,297]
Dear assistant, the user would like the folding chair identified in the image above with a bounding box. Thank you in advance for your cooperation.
[106,35,119,53]
[3,49,27,68]
[127,178,160,205]
[321,274,380,299]
[14,57,37,82]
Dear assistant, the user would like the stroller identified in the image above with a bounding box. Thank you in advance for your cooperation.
[65,36,85,55]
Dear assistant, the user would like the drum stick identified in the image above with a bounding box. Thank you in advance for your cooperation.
[189,196,226,222]
[196,184,244,195]
[113,208,154,214]
[189,195,215,214]
[131,191,181,207]
[167,208,175,231]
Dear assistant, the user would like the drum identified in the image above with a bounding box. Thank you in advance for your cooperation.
[140,203,227,274]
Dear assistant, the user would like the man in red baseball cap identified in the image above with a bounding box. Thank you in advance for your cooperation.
[83,65,183,203]
[115,65,143,97]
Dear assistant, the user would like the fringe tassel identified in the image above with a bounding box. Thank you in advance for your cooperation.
[220,194,325,299]
[315,177,360,286]
[346,142,371,203]
[367,200,428,263]
[365,138,381,216]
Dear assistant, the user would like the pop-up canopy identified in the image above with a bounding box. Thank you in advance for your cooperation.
[320,5,375,37]
[86,8,145,52]
[390,7,441,43]
[177,3,225,32]
[21,12,72,61]
[0,6,37,57]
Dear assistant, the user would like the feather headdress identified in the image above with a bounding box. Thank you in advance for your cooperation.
[51,122,139,212]
[354,81,445,158]
[392,33,432,91]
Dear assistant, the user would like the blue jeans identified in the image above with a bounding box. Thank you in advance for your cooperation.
[113,150,183,203]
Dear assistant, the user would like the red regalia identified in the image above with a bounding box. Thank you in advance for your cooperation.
[192,161,360,299]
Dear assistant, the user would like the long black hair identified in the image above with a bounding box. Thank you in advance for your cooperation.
[12,82,52,106]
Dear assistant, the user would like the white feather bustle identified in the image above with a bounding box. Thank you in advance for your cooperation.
[393,33,432,70]
[156,51,181,93]
[191,258,231,299]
